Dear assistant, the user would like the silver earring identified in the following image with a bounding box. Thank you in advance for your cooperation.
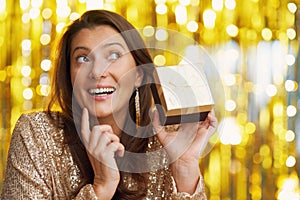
[135,87,140,127]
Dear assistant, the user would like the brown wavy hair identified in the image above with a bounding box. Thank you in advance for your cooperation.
[48,10,155,199]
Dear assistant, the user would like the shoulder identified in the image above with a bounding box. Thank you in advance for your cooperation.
[11,111,65,151]
[14,111,63,135]
[15,111,63,129]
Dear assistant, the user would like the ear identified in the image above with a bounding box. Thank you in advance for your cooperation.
[134,68,144,87]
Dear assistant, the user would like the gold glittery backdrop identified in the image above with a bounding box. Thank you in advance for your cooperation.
[0,0,300,199]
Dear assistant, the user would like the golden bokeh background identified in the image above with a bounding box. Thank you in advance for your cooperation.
[1,0,300,199]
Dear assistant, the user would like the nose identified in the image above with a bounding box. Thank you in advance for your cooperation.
[89,59,110,79]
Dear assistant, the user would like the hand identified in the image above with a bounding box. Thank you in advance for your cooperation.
[152,110,217,194]
[81,108,125,199]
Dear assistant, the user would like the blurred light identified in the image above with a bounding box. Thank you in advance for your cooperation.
[261,28,272,41]
[36,85,51,96]
[222,49,239,71]
[23,88,34,100]
[266,84,277,97]
[20,0,30,10]
[226,24,238,37]
[246,29,258,40]
[103,3,115,11]
[155,29,168,41]
[186,21,198,32]
[29,8,40,19]
[229,160,241,174]
[153,55,166,66]
[22,77,32,87]
[285,80,297,92]
[143,25,155,37]
[253,153,262,164]
[155,0,166,3]
[56,6,71,18]
[252,14,263,28]
[287,28,296,40]
[212,0,223,11]
[41,59,52,71]
[190,0,199,6]
[203,9,216,29]
[86,0,104,10]
[42,8,53,19]
[179,0,190,6]
[22,13,30,23]
[40,34,51,45]
[223,74,236,86]
[79,0,86,3]
[70,12,80,21]
[22,39,31,50]
[21,65,31,77]
[0,70,6,82]
[22,50,31,57]
[286,54,296,66]
[219,117,242,145]
[287,3,297,14]
[237,112,247,124]
[254,84,264,95]
[259,145,270,156]
[225,99,236,111]
[278,31,288,41]
[156,3,168,15]
[23,101,33,110]
[39,73,50,85]
[273,103,283,117]
[56,22,66,33]
[250,185,262,199]
[286,156,296,167]
[285,130,295,142]
[262,157,272,169]
[250,172,262,184]
[0,0,5,13]
[175,5,187,24]
[287,105,297,117]
[273,73,284,85]
[245,122,256,134]
[31,0,43,8]
[278,179,300,200]
[225,0,236,10]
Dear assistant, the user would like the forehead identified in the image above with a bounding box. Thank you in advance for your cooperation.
[71,25,127,50]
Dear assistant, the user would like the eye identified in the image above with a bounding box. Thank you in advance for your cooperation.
[76,55,89,63]
[108,52,121,61]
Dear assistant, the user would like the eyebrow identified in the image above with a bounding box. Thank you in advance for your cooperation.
[71,46,90,56]
[71,42,126,56]
[102,42,126,50]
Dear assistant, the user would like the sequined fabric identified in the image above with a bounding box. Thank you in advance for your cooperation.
[1,112,207,199]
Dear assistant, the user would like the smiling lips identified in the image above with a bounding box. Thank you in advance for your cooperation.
[88,87,116,97]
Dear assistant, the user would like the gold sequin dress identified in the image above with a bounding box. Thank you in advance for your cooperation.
[1,112,207,199]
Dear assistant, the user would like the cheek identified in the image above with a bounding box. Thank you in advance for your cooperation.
[113,57,137,83]
[70,66,80,86]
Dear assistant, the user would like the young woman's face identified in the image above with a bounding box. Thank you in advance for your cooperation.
[70,25,143,121]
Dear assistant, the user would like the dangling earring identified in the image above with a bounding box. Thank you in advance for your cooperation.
[135,87,140,127]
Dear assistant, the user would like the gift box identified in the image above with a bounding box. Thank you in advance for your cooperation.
[151,64,214,125]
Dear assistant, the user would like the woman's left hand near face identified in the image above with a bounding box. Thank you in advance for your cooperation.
[152,109,217,194]
[81,108,125,200]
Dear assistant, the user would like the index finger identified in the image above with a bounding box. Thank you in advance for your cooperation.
[81,107,91,145]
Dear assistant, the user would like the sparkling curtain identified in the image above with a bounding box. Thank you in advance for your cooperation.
[0,0,300,199]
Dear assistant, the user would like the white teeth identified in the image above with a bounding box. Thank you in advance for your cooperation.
[89,88,116,96]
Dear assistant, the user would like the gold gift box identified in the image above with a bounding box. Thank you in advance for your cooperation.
[151,64,214,125]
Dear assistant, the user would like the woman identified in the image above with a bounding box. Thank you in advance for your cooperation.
[1,10,217,199]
